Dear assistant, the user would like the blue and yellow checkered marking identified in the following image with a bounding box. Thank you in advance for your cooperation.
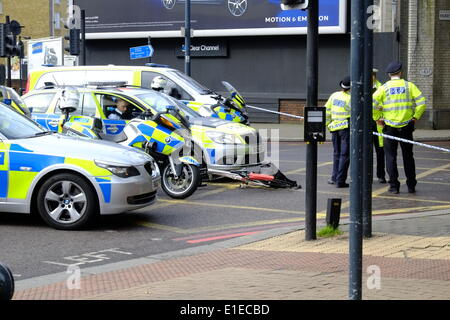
[0,171,7,197]
[0,143,114,202]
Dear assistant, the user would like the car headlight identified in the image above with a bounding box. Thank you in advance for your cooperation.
[149,158,160,178]
[95,160,140,178]
[198,105,214,117]
[206,131,242,144]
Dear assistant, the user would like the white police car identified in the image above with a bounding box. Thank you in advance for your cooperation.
[0,102,160,230]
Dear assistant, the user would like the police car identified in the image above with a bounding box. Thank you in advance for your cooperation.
[23,85,265,172]
[0,102,160,230]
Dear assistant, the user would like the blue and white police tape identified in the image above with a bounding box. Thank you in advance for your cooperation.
[245,105,449,153]
[373,132,450,153]
[246,105,304,119]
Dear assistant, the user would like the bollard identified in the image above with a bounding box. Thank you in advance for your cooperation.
[326,198,341,229]
[0,262,15,300]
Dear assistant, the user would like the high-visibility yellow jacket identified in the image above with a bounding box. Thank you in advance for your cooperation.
[373,79,384,146]
[373,79,382,91]
[373,79,426,128]
[325,90,351,132]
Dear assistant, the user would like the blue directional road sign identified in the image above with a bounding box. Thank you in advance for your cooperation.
[129,45,154,60]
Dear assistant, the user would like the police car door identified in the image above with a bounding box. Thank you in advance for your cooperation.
[0,137,8,203]
[25,92,61,132]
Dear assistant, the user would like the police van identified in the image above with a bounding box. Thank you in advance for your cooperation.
[26,65,220,106]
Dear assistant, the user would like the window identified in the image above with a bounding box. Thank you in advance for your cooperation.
[142,71,193,101]
[0,104,43,139]
[80,93,98,116]
[95,94,144,119]
[22,93,56,113]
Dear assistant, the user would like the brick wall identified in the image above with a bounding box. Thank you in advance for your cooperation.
[279,99,327,123]
[403,0,450,129]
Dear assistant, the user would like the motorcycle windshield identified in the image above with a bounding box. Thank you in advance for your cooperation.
[136,92,195,130]
[167,70,214,95]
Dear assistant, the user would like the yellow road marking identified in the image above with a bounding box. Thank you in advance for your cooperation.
[318,162,450,216]
[137,217,306,234]
[418,180,450,186]
[158,199,304,215]
[181,217,306,235]
[374,195,450,204]
[135,221,188,234]
[339,204,450,217]
[285,161,332,175]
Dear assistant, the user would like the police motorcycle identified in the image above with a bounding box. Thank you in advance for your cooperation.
[208,81,250,125]
[151,77,249,125]
[188,81,250,125]
[58,88,201,199]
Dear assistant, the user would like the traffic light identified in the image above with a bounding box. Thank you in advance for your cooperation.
[0,24,7,57]
[0,21,22,57]
[280,0,309,10]
[64,24,80,56]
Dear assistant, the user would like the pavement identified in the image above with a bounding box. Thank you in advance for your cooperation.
[9,124,450,301]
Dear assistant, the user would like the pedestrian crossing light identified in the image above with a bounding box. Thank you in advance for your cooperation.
[280,0,309,10]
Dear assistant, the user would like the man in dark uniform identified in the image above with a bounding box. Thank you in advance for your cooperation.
[373,61,427,194]
[108,99,133,120]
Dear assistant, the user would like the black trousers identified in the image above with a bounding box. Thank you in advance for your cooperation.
[383,122,416,189]
[373,121,386,180]
[331,128,350,184]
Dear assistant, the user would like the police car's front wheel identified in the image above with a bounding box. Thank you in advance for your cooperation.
[37,173,97,230]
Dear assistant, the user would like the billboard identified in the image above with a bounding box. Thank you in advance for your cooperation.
[27,38,64,75]
[75,0,347,39]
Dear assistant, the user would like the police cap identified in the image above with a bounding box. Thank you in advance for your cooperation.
[340,76,351,90]
[386,61,402,74]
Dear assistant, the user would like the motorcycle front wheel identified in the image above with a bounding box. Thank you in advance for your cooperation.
[161,163,200,199]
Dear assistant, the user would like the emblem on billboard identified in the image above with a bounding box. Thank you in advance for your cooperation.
[161,0,247,17]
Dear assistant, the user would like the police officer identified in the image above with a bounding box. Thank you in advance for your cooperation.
[373,61,426,194]
[372,68,386,183]
[326,76,351,188]
[108,99,132,120]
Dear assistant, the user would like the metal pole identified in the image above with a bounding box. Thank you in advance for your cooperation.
[184,0,191,76]
[80,9,86,66]
[305,0,319,241]
[19,38,23,94]
[148,36,152,63]
[5,16,11,88]
[363,0,374,238]
[349,0,365,300]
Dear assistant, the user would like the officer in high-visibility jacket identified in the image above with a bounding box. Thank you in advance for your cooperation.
[373,61,426,194]
[372,68,386,184]
[325,76,351,188]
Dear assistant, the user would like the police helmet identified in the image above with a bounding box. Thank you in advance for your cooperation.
[151,76,168,91]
